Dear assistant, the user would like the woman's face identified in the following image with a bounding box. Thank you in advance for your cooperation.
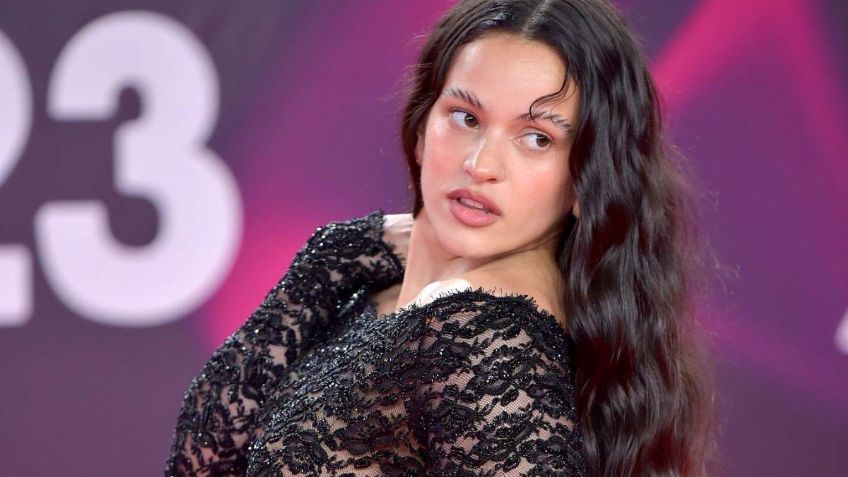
[417,31,580,261]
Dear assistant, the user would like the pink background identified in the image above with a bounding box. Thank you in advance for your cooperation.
[0,1,845,475]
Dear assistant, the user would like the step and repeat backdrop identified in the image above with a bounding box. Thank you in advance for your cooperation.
[0,1,845,475]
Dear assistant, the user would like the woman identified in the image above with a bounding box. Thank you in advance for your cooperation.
[166,0,715,475]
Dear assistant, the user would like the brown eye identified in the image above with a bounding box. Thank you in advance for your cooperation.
[449,110,479,129]
[521,132,553,151]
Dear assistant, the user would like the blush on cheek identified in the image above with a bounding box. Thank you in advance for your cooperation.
[521,174,566,208]
[423,138,464,177]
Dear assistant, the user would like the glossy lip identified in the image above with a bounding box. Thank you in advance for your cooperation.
[446,188,503,216]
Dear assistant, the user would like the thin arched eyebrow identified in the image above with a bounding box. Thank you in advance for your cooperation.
[444,86,484,109]
[519,110,574,134]
[442,86,574,135]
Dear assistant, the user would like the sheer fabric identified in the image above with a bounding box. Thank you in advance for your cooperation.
[165,210,586,476]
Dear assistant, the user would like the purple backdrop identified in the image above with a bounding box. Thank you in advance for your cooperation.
[0,1,845,475]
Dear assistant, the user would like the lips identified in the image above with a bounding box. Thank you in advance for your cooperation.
[446,188,502,216]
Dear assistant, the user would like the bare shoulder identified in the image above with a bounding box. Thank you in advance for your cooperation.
[380,213,413,266]
[407,278,474,308]
[382,212,414,231]
[413,269,565,325]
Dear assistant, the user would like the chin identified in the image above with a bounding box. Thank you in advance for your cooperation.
[426,198,505,257]
[439,227,504,260]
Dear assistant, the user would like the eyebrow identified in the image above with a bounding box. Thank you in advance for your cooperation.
[444,86,484,109]
[442,86,574,134]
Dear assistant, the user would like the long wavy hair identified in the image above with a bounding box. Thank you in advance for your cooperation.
[399,0,718,475]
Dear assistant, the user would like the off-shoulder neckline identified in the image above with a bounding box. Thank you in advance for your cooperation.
[369,209,572,343]
[367,285,573,346]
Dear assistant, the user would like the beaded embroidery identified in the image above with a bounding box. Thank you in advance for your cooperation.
[165,210,586,476]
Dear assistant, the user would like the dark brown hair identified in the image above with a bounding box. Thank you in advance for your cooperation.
[399,0,718,475]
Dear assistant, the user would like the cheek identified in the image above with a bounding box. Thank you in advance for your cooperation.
[514,170,571,213]
[422,119,463,176]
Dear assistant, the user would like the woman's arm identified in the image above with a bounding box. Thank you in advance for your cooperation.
[165,209,405,476]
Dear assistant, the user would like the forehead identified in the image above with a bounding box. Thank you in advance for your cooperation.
[442,32,577,112]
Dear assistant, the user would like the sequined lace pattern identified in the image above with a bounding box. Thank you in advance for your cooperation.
[165,210,587,476]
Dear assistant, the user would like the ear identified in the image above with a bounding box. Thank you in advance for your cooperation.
[572,200,581,218]
[415,131,424,165]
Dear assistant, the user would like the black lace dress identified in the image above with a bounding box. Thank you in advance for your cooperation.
[165,210,586,476]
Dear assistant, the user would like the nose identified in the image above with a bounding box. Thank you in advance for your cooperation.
[463,136,504,183]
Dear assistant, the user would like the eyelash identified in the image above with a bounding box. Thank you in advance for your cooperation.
[447,108,555,151]
[450,109,479,128]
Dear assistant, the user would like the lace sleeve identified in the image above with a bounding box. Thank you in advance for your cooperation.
[413,297,587,476]
[165,210,404,476]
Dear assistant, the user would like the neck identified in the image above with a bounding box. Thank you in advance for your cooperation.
[395,208,561,310]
